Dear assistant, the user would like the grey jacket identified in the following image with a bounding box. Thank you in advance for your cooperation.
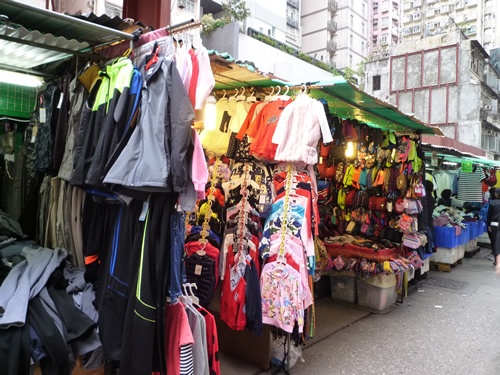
[103,55,195,193]
[0,247,67,328]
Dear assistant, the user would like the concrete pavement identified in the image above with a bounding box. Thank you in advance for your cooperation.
[221,248,500,375]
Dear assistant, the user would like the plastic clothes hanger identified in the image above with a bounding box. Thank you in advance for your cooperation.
[145,41,159,71]
[236,87,246,101]
[246,88,257,103]
[221,89,227,100]
[188,284,200,306]
[228,88,238,102]
[264,86,275,101]
[271,86,281,101]
[279,86,290,101]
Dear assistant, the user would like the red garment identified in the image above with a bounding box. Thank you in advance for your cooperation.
[220,266,247,330]
[188,49,199,108]
[185,241,220,281]
[225,239,260,276]
[236,102,260,140]
[165,303,194,375]
[197,307,221,375]
[247,99,292,161]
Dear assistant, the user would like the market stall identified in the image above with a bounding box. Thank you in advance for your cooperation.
[0,1,447,372]
[422,142,500,268]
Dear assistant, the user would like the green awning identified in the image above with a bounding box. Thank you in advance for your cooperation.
[424,152,500,167]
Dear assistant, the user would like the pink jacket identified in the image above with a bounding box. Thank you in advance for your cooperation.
[192,129,208,199]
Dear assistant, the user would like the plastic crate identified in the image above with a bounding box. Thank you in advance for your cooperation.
[434,226,460,248]
[357,275,397,311]
[330,276,357,304]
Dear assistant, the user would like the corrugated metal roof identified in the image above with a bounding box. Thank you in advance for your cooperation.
[0,24,88,69]
[0,0,133,44]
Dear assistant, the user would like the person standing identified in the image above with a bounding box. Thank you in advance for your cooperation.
[487,188,500,267]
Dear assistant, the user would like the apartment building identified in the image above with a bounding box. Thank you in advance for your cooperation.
[400,0,500,52]
[301,0,369,70]
[370,0,402,54]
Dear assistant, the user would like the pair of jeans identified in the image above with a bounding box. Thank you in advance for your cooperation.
[169,210,185,303]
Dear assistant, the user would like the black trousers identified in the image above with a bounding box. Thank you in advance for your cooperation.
[97,199,144,362]
[119,193,176,375]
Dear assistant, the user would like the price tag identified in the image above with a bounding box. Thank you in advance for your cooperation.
[139,198,150,221]
[4,154,14,162]
[319,156,323,164]
[57,93,64,109]
[195,264,203,275]
[31,125,38,143]
[461,161,473,173]
[39,108,46,123]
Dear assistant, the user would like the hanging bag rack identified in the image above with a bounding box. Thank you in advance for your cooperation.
[199,157,220,249]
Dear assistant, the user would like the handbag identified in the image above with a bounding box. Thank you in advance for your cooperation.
[398,214,414,233]
[374,169,385,186]
[368,196,387,211]
[345,190,356,206]
[338,188,346,209]
[346,221,357,233]
[335,162,345,184]
[360,223,374,237]
[484,168,497,187]
[395,197,405,214]
[402,234,421,249]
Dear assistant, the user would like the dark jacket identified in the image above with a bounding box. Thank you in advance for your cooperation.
[72,58,133,187]
[103,55,195,193]
[85,59,135,189]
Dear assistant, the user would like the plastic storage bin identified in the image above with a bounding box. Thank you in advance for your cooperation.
[330,276,357,304]
[356,275,397,311]
[434,226,460,248]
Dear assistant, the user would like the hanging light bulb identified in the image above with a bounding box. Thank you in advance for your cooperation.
[204,95,217,131]
[345,142,354,158]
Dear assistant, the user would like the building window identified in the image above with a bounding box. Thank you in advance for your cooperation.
[362,22,365,34]
[185,0,195,13]
[272,26,276,37]
[363,3,366,15]
[382,17,389,27]
[351,15,354,27]
[373,75,381,91]
[350,34,353,46]
[381,0,388,11]
[350,54,353,66]
[260,27,263,33]
[373,19,379,30]
[381,34,388,44]
[361,41,365,53]
[373,1,378,13]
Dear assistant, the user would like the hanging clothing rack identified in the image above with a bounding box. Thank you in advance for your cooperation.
[212,84,325,96]
[165,19,203,35]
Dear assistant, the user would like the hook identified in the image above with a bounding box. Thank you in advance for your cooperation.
[275,86,281,96]
[284,86,290,96]
[301,84,307,94]
[222,89,227,99]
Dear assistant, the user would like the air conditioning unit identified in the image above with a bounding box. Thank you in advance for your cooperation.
[484,105,492,110]
[178,0,186,9]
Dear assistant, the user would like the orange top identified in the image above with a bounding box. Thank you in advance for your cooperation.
[247,99,292,161]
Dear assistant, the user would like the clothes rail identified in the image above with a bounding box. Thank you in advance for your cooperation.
[212,84,324,96]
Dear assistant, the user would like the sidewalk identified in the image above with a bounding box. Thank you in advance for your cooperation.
[221,248,500,375]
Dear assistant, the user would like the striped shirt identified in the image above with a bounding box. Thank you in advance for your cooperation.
[180,344,194,375]
[458,168,486,203]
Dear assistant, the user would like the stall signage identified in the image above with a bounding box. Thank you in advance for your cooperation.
[461,161,473,173]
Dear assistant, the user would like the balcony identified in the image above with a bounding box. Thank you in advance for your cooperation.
[328,0,338,13]
[287,16,299,28]
[287,0,299,9]
[327,20,338,33]
[327,40,337,52]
